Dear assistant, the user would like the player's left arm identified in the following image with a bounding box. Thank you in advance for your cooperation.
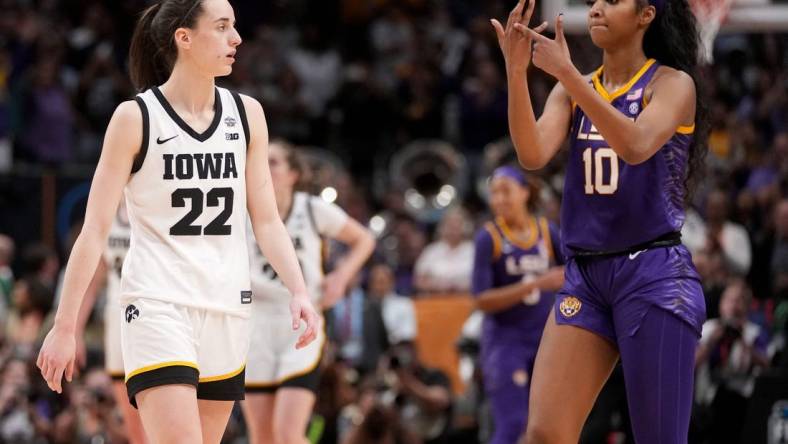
[243,94,318,348]
[563,67,696,165]
[319,204,376,309]
[524,15,696,165]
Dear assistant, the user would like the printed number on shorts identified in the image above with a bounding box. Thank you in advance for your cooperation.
[582,147,619,195]
[170,187,234,235]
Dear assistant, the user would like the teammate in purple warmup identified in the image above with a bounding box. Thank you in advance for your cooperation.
[472,166,565,444]
[491,0,708,443]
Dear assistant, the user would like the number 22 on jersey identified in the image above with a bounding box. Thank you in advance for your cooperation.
[582,147,619,195]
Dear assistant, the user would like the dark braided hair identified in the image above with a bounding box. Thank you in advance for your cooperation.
[638,0,710,201]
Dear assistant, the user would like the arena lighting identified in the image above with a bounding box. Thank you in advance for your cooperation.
[320,186,337,203]
[434,184,456,208]
[405,188,426,210]
[369,215,387,237]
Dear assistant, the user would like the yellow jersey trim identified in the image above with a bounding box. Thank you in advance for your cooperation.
[199,364,246,383]
[676,124,695,135]
[592,59,657,103]
[125,361,198,382]
[496,216,539,250]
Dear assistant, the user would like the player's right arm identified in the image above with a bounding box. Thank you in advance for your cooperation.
[491,0,571,170]
[37,100,141,393]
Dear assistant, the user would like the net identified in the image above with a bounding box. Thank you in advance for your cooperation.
[692,0,734,63]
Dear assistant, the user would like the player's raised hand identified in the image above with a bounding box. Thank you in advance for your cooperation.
[518,13,574,80]
[491,0,548,75]
[36,325,76,394]
[289,293,320,349]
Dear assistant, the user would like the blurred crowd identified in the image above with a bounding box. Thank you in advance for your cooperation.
[0,0,786,443]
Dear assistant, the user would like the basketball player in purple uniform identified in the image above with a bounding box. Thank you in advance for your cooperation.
[491,0,708,443]
[472,166,565,444]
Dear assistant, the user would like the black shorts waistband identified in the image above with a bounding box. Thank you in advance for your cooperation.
[570,232,682,259]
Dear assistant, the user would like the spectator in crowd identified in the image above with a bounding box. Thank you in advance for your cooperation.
[6,276,53,349]
[329,274,390,375]
[368,262,417,345]
[390,216,427,296]
[414,206,474,294]
[388,342,453,444]
[695,279,770,443]
[19,243,59,291]
[684,188,753,276]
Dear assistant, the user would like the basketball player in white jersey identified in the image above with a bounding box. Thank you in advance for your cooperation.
[74,201,147,444]
[36,1,319,443]
[242,141,376,444]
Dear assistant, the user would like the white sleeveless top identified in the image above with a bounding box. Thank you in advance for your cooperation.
[248,192,348,311]
[121,86,252,315]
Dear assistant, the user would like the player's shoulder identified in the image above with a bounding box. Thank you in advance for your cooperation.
[113,99,144,124]
[474,222,497,244]
[232,92,263,116]
[651,65,695,92]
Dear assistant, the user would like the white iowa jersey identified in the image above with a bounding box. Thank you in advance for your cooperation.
[103,206,131,305]
[122,86,252,315]
[248,192,348,307]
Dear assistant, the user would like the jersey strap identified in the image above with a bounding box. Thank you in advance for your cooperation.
[131,96,150,174]
[230,91,250,149]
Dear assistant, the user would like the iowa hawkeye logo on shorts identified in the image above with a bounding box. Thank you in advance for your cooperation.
[125,304,140,323]
[559,296,582,318]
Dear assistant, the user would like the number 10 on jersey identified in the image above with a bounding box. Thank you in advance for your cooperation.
[582,147,619,195]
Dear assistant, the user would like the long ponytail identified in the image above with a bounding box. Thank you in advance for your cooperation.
[640,0,710,201]
[128,0,204,92]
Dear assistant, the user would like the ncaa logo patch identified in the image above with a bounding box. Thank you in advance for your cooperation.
[125,304,140,323]
[224,116,237,127]
[629,102,640,115]
[559,296,582,318]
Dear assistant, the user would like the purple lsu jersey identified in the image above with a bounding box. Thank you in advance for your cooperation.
[561,59,695,256]
[472,216,563,348]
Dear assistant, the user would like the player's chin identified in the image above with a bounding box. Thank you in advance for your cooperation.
[588,27,612,47]
[215,65,233,77]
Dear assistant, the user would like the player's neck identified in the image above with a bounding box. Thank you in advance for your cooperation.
[503,213,530,231]
[159,63,216,115]
[600,45,649,89]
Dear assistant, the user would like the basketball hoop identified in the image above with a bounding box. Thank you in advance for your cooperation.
[691,0,733,64]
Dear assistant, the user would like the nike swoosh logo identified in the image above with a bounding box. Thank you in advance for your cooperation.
[628,249,647,260]
[156,135,178,144]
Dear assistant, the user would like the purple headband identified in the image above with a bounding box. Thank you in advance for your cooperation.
[491,166,527,187]
[649,0,665,14]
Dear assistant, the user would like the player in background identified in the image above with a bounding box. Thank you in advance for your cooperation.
[472,166,564,444]
[36,1,319,443]
[74,202,147,443]
[243,140,375,444]
[491,0,708,442]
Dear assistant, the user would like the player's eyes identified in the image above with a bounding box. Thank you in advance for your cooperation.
[585,0,595,6]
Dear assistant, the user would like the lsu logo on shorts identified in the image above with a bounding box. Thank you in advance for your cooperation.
[559,296,582,318]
